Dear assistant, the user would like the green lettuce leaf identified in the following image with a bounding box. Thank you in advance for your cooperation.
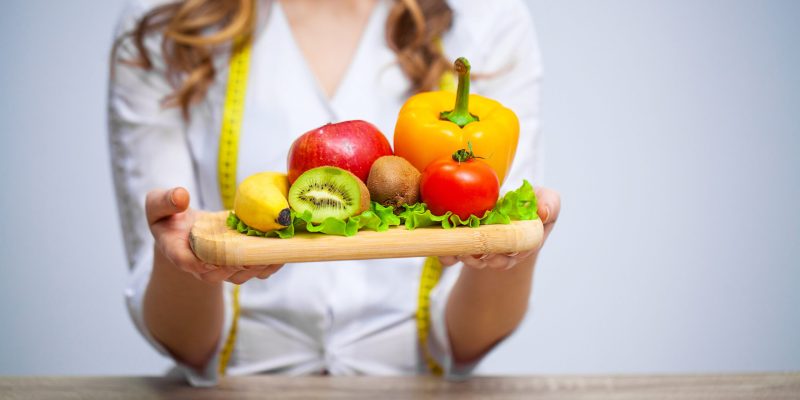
[396,202,452,229]
[493,179,538,220]
[226,211,295,238]
[226,180,538,238]
[398,179,538,230]
[227,202,401,239]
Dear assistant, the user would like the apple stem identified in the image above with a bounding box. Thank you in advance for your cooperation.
[440,57,479,128]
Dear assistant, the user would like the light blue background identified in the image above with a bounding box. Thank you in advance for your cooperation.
[0,0,798,375]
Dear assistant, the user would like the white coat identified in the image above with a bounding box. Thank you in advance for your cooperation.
[109,0,543,386]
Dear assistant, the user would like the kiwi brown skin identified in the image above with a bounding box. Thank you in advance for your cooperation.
[367,156,421,209]
[354,175,371,214]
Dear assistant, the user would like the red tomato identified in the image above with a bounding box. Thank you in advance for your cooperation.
[420,155,500,220]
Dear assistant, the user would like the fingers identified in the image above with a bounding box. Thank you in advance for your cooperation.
[535,187,561,225]
[257,269,274,279]
[475,254,511,270]
[256,264,283,279]
[439,256,459,267]
[146,187,190,226]
[224,264,284,284]
[147,187,198,268]
[458,249,537,271]
[192,264,285,285]
[196,266,251,284]
[535,187,561,242]
[487,254,513,269]
[459,254,488,269]
[517,249,537,260]
[198,267,237,284]
[160,234,205,270]
[226,268,263,285]
[161,242,284,285]
[460,254,505,270]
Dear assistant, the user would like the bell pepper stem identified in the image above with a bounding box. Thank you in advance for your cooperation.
[440,57,479,127]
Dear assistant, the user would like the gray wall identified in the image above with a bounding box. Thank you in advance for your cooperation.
[0,0,798,375]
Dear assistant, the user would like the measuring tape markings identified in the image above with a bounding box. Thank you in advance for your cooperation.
[416,256,445,376]
[217,35,252,211]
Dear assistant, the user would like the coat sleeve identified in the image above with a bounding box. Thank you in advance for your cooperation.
[108,0,230,386]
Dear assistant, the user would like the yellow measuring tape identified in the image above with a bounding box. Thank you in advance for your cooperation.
[216,285,240,376]
[215,33,250,377]
[416,256,444,376]
[217,34,253,211]
[415,48,455,377]
[215,34,454,377]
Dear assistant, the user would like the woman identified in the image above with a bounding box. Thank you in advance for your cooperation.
[109,0,560,386]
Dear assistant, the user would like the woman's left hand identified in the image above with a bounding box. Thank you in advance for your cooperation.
[439,186,561,270]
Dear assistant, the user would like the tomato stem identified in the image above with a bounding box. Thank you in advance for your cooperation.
[440,57,479,128]
[452,141,483,163]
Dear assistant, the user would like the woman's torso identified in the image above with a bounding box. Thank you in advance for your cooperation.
[145,0,541,375]
[188,0,428,375]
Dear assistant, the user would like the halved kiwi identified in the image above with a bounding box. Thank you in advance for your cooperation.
[288,166,370,223]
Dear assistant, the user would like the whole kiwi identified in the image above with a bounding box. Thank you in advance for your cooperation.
[367,156,421,209]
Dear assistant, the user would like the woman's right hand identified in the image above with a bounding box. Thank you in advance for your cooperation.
[145,187,283,284]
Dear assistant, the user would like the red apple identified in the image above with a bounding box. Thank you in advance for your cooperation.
[287,120,393,184]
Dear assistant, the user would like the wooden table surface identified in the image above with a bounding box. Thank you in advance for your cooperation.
[1,374,798,400]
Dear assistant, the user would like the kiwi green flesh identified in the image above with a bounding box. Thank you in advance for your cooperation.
[288,167,368,224]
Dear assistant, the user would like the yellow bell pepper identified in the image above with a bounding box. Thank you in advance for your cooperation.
[394,57,520,185]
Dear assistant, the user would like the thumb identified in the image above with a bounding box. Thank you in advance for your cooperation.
[146,187,190,226]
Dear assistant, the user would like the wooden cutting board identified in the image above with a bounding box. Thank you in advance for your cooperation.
[190,211,543,266]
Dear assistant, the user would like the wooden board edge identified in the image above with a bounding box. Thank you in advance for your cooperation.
[190,212,543,266]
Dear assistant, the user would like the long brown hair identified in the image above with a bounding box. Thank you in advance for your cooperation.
[124,0,453,118]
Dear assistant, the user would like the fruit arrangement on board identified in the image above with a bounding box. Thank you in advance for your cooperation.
[227,57,538,239]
